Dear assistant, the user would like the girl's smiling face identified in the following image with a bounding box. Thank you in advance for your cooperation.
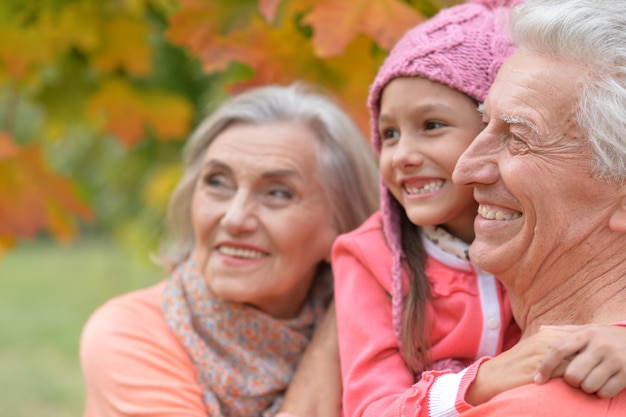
[378,76,484,243]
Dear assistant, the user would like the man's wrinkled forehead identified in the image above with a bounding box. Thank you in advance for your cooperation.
[482,49,582,136]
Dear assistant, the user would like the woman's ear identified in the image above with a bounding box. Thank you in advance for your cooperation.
[609,184,626,232]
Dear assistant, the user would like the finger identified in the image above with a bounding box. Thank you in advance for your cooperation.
[596,371,626,398]
[535,359,568,384]
[564,353,607,391]
[535,336,586,383]
[580,365,621,395]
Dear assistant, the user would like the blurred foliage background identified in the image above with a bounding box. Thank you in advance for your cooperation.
[0,0,463,258]
[0,0,462,415]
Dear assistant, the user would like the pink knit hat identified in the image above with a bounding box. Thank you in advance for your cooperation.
[368,0,519,348]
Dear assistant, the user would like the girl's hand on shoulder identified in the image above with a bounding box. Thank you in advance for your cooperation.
[466,326,566,405]
[535,324,626,398]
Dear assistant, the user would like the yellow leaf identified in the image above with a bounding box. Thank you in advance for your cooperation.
[0,22,53,80]
[51,2,102,53]
[91,14,152,75]
[0,235,16,258]
[303,0,425,57]
[143,162,182,208]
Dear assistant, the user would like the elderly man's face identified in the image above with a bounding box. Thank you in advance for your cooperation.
[452,49,620,289]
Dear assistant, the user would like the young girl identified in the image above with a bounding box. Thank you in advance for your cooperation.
[333,1,626,416]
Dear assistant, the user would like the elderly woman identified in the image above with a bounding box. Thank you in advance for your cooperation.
[80,83,379,417]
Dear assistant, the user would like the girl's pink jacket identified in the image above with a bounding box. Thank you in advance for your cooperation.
[333,212,521,417]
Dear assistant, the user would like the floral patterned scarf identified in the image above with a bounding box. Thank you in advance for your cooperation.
[162,257,331,417]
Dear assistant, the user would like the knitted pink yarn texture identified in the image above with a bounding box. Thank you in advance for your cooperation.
[368,0,519,351]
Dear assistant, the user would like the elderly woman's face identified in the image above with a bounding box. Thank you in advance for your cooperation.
[453,49,621,290]
[191,121,337,318]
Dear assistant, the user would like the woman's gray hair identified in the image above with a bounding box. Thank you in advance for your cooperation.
[159,82,379,266]
[510,0,626,182]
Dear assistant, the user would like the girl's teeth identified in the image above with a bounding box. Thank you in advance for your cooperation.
[405,180,444,195]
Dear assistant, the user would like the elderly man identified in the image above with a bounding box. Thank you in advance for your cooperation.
[448,0,626,414]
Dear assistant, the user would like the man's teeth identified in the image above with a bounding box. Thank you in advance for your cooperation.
[405,180,444,195]
[218,246,264,259]
[478,205,522,220]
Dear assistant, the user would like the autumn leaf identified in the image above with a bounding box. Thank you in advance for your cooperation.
[88,78,193,148]
[167,0,264,66]
[0,134,93,241]
[90,14,152,76]
[303,0,426,57]
[0,132,18,159]
[143,162,182,208]
[0,19,54,81]
[321,34,387,133]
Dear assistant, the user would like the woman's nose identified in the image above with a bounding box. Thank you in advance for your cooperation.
[220,191,258,233]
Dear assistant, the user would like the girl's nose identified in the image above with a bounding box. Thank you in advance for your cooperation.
[391,136,424,170]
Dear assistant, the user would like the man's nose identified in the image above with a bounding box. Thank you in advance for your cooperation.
[452,129,498,186]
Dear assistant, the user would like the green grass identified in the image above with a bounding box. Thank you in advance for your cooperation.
[0,238,162,417]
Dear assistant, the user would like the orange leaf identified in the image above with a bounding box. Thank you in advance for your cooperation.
[322,34,387,133]
[0,137,93,241]
[167,0,262,61]
[0,133,18,159]
[192,12,317,85]
[142,92,193,140]
[88,79,146,147]
[88,78,192,147]
[303,0,425,57]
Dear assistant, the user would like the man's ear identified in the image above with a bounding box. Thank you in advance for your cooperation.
[609,184,626,232]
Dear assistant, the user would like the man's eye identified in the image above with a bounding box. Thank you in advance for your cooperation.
[507,134,531,155]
